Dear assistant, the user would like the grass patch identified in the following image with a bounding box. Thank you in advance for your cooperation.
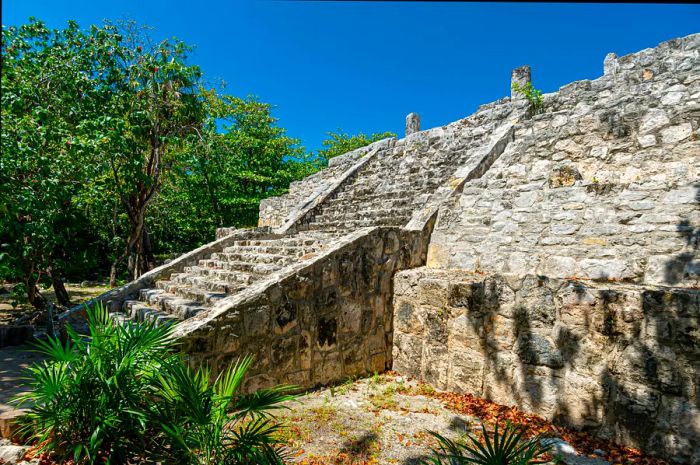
[368,384,400,411]
[276,417,314,446]
[308,397,338,423]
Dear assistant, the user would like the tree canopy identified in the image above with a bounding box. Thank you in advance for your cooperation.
[0,18,394,309]
[315,130,394,165]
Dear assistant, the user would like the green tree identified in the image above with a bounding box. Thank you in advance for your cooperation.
[87,22,205,283]
[315,129,394,165]
[1,19,124,308]
[148,90,318,252]
[1,18,397,307]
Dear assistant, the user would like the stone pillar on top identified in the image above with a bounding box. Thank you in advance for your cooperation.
[511,65,531,99]
[405,112,420,136]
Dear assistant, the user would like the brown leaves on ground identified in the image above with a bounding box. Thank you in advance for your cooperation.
[383,372,670,465]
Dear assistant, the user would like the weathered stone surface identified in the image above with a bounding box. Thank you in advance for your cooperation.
[392,267,700,464]
[427,33,700,289]
[406,112,421,136]
[511,65,532,98]
[0,440,28,465]
[175,227,432,392]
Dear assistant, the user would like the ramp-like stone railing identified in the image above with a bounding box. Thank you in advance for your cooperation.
[173,226,432,391]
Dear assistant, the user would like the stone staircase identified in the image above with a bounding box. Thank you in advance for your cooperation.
[107,112,514,327]
[111,231,339,326]
[43,73,523,410]
[301,123,499,232]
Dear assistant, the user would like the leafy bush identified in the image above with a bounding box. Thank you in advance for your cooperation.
[151,356,296,464]
[422,421,551,465]
[316,130,396,165]
[15,303,294,464]
[511,82,544,115]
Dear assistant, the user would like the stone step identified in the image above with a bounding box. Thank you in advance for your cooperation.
[320,197,414,215]
[333,190,408,202]
[312,210,413,225]
[319,204,414,216]
[155,280,229,304]
[316,207,413,220]
[306,216,407,230]
[121,301,181,326]
[197,259,284,275]
[109,311,133,325]
[222,244,325,256]
[329,179,441,203]
[166,275,247,294]
[209,251,297,266]
[137,289,209,319]
[182,266,258,285]
[234,237,328,248]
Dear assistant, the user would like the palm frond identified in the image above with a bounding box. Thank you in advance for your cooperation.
[424,422,551,465]
[232,384,297,419]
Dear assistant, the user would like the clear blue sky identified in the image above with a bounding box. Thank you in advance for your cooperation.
[3,1,699,151]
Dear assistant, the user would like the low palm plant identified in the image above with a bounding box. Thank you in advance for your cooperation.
[422,421,551,465]
[151,355,296,464]
[15,303,295,464]
[15,303,177,463]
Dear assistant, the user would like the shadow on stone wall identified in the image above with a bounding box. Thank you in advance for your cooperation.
[664,183,699,285]
[435,273,698,462]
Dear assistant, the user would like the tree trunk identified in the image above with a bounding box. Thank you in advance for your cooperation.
[46,302,56,338]
[141,226,156,270]
[48,266,71,307]
[26,275,47,311]
[109,260,119,288]
[124,196,157,280]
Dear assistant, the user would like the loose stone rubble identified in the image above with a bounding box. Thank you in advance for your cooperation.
[61,33,699,463]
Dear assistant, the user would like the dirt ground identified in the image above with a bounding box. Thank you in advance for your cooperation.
[0,284,110,326]
[0,344,45,416]
[277,373,466,465]
[0,361,669,465]
[277,373,668,465]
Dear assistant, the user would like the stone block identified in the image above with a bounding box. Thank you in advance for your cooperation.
[660,123,692,144]
[417,278,449,307]
[243,305,270,337]
[483,314,517,351]
[392,333,423,376]
[639,108,670,134]
[446,348,485,395]
[542,256,579,279]
[580,259,633,281]
[406,112,421,136]
[311,351,343,386]
[556,371,606,426]
[338,302,363,333]
[420,342,449,389]
[516,333,564,369]
[271,336,300,373]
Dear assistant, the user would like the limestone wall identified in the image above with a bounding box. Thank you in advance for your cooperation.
[175,226,430,392]
[392,267,700,463]
[427,33,700,287]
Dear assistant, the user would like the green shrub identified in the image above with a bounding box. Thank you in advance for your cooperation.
[511,82,544,115]
[151,356,296,464]
[15,303,294,464]
[422,421,551,465]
